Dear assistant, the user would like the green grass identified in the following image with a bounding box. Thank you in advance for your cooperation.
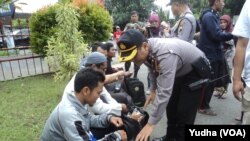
[0,74,68,141]
[0,50,8,56]
[0,50,20,57]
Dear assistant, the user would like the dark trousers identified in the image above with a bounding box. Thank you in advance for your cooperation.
[91,124,117,139]
[110,92,134,106]
[166,70,202,141]
[199,60,221,109]
[105,82,134,106]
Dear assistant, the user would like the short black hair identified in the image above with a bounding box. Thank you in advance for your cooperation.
[208,0,216,7]
[171,0,189,5]
[91,42,107,52]
[106,42,114,52]
[74,68,105,93]
[84,62,105,69]
[131,10,138,16]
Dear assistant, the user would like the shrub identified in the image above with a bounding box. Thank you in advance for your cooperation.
[46,4,88,81]
[12,19,28,29]
[29,5,59,55]
[29,2,112,55]
[73,1,113,43]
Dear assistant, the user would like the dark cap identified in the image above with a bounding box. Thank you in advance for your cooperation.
[167,0,189,5]
[117,29,147,62]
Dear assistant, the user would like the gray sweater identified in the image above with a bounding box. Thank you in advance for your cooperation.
[40,93,121,141]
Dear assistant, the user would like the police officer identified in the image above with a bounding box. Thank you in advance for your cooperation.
[169,0,196,43]
[117,29,210,141]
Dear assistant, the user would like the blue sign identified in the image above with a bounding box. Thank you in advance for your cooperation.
[0,3,15,17]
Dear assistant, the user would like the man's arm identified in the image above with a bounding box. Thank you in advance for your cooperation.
[123,23,129,31]
[233,37,249,101]
[203,14,233,41]
[60,112,95,141]
[143,68,157,107]
[148,55,178,125]
[63,117,124,141]
[89,98,122,116]
[136,55,179,141]
[105,70,132,84]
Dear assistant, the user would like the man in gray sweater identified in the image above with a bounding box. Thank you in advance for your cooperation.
[40,68,127,141]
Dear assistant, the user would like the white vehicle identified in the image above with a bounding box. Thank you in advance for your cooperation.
[13,28,30,40]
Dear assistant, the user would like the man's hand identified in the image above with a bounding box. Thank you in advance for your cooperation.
[232,37,249,101]
[123,71,133,78]
[110,116,123,127]
[135,124,155,141]
[117,130,127,141]
[114,67,124,72]
[129,110,144,122]
[144,91,156,108]
[233,80,245,101]
[121,104,128,113]
[117,71,133,79]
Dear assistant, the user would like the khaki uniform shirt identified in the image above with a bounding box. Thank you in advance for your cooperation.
[171,10,196,43]
[146,38,205,125]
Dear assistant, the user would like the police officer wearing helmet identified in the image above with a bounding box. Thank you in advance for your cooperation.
[117,29,211,141]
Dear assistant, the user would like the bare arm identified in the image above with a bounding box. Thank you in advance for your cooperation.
[233,37,249,101]
[105,70,132,84]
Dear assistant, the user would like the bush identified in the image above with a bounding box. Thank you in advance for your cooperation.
[74,2,113,43]
[46,4,88,81]
[29,5,59,56]
[12,19,28,29]
[29,2,112,55]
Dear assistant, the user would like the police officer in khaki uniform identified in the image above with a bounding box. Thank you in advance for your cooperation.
[169,0,196,43]
[117,29,211,141]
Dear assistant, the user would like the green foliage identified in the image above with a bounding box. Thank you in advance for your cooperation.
[77,3,113,43]
[12,19,28,28]
[0,50,8,56]
[29,2,112,55]
[223,0,245,16]
[189,0,208,19]
[189,0,245,19]
[105,0,156,29]
[58,0,72,4]
[0,0,12,8]
[46,4,88,81]
[0,49,19,56]
[0,74,67,141]
[157,8,168,22]
[29,5,59,55]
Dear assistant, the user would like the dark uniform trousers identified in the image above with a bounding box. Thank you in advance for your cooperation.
[199,60,223,110]
[166,69,202,141]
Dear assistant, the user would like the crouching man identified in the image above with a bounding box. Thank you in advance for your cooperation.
[40,68,127,141]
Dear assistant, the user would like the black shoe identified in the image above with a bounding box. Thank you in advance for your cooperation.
[152,135,166,141]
